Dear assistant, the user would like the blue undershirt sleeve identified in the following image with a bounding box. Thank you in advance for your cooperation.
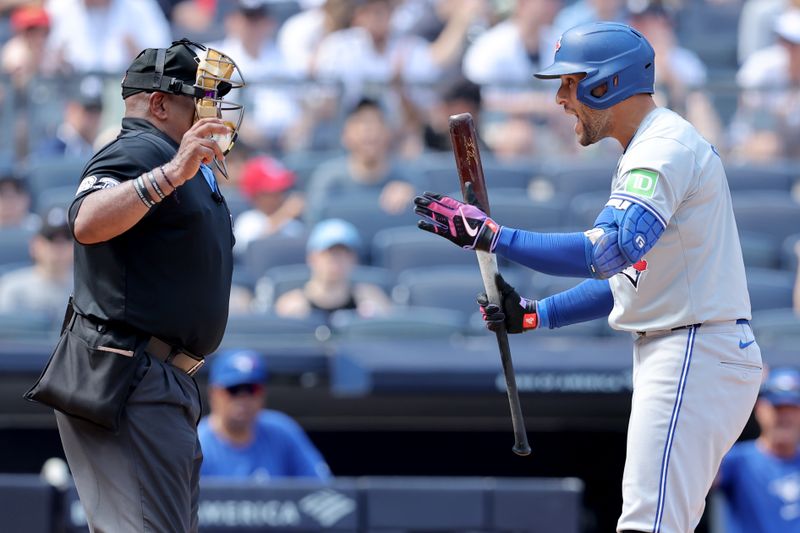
[493,227,593,277]
[536,279,613,329]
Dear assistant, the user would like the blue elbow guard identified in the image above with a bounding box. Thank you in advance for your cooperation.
[589,204,665,279]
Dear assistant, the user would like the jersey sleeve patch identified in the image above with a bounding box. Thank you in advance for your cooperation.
[76,175,120,196]
[624,168,659,198]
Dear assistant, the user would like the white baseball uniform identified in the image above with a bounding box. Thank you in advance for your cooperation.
[604,107,763,533]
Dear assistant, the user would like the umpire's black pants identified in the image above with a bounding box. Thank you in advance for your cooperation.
[56,353,203,532]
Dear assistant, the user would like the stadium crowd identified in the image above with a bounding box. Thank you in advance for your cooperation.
[0,0,799,529]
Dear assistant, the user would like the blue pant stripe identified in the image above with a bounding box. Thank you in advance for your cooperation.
[652,326,697,533]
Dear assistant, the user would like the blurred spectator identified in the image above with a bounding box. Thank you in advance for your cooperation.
[628,5,722,146]
[421,78,487,152]
[463,0,562,85]
[730,9,800,160]
[305,98,417,222]
[551,0,627,38]
[169,0,231,42]
[1,5,58,89]
[0,173,38,231]
[210,0,304,150]
[274,218,392,319]
[717,366,800,533]
[233,155,305,256]
[794,241,800,315]
[0,206,72,317]
[313,0,443,109]
[34,76,104,160]
[198,349,331,480]
[277,0,357,76]
[45,0,171,74]
[485,115,538,161]
[738,0,789,64]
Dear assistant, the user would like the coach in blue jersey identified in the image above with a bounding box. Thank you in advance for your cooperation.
[415,21,761,533]
[199,350,331,480]
[717,367,800,533]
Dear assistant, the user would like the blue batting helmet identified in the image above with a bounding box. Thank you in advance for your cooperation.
[535,22,655,109]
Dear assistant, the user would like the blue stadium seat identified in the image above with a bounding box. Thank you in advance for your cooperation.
[34,185,76,215]
[739,231,782,270]
[253,263,395,311]
[567,191,607,229]
[418,160,538,194]
[371,226,476,274]
[0,227,35,266]
[329,306,466,339]
[751,308,800,346]
[724,162,795,193]
[733,192,800,244]
[781,233,800,272]
[545,159,617,197]
[24,156,87,199]
[746,267,795,312]
[282,148,346,190]
[242,232,309,281]
[489,192,570,231]
[317,193,417,251]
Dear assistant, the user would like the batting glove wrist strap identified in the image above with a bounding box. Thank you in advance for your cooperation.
[476,274,538,334]
[414,191,501,252]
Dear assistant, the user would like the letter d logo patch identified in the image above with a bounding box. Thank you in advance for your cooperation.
[625,169,659,198]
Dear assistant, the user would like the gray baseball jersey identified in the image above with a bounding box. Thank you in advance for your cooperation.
[604,107,751,332]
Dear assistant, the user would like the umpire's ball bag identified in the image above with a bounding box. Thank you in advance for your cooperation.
[24,299,148,433]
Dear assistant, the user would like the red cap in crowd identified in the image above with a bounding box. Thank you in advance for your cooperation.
[11,6,50,32]
[239,156,295,199]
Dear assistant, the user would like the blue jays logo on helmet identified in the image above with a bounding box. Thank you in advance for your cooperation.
[535,22,655,109]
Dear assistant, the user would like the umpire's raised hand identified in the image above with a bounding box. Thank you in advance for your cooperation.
[477,274,539,333]
[163,118,230,186]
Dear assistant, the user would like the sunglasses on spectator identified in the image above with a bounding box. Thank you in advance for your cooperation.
[224,383,263,396]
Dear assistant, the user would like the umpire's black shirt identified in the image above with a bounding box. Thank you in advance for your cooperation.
[68,118,234,356]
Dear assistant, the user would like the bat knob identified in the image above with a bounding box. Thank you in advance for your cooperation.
[513,444,532,456]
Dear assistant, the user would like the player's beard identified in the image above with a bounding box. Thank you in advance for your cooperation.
[576,107,611,146]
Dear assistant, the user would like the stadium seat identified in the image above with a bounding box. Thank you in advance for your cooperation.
[733,192,800,244]
[751,308,800,346]
[317,193,418,251]
[0,227,35,266]
[0,310,59,341]
[218,311,329,351]
[242,232,309,280]
[329,306,465,339]
[489,192,571,231]
[393,265,530,317]
[546,159,617,197]
[724,162,795,193]
[746,268,795,312]
[371,226,477,274]
[220,187,252,222]
[567,191,607,229]
[34,185,76,215]
[418,161,537,194]
[780,233,800,272]
[739,231,782,270]
[24,156,87,199]
[282,148,346,190]
[253,264,395,311]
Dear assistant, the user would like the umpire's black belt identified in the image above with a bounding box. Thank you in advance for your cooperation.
[145,337,204,377]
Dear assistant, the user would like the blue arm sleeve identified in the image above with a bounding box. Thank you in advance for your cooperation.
[494,228,593,277]
[536,279,613,329]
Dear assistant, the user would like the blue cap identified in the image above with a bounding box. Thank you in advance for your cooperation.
[307,218,362,253]
[209,350,267,388]
[761,367,800,407]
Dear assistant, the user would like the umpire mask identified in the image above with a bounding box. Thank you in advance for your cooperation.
[122,39,246,178]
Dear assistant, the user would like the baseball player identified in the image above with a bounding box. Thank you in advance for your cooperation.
[414,22,763,533]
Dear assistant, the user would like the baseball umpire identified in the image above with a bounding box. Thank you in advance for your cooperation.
[414,22,762,533]
[26,39,245,532]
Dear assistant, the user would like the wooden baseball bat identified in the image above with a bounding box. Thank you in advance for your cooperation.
[449,112,531,456]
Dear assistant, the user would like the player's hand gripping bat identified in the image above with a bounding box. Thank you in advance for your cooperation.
[449,113,531,456]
